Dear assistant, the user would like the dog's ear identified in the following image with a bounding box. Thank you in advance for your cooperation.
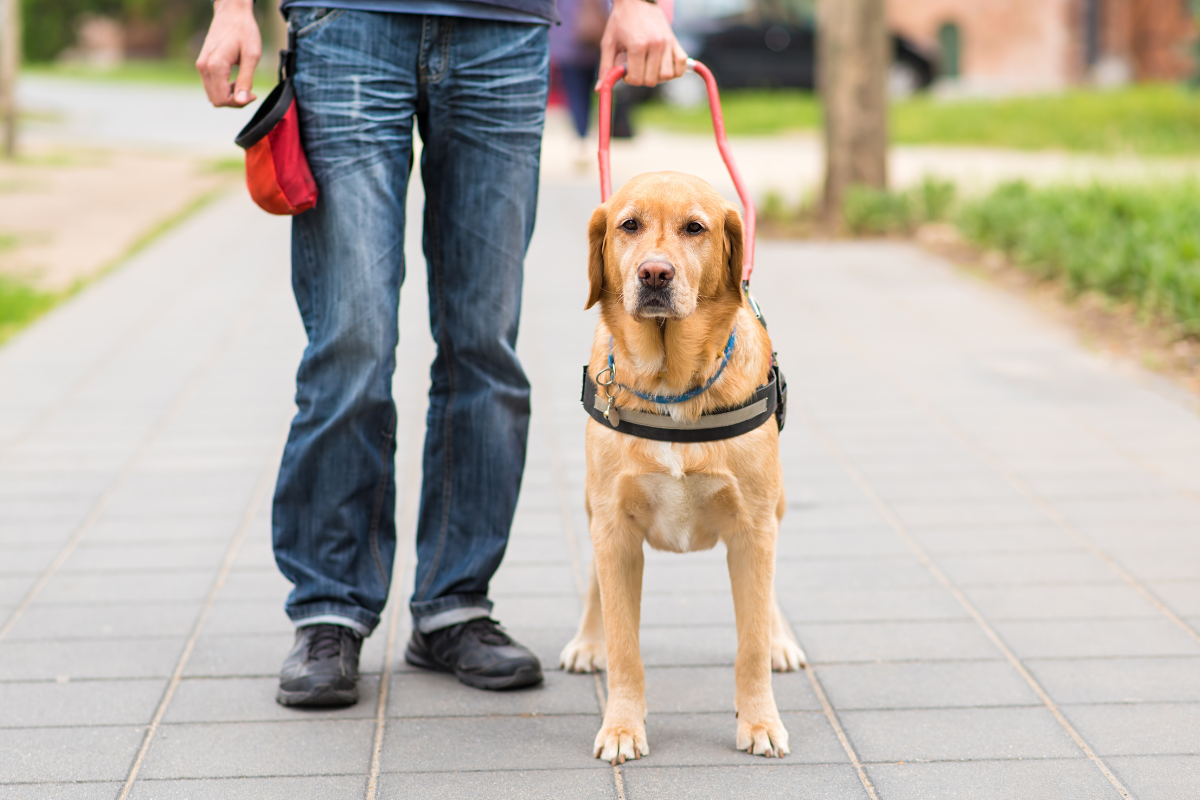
[586,204,608,310]
[723,204,745,294]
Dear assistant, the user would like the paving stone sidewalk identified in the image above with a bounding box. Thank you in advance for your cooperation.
[2,181,1200,800]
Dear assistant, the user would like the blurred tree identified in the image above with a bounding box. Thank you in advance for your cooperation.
[1192,0,1200,89]
[22,0,118,61]
[817,0,888,224]
[22,0,214,62]
[1,0,17,156]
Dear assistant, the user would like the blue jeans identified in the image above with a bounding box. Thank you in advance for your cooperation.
[272,9,548,635]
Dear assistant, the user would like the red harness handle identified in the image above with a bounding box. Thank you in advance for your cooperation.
[597,60,757,285]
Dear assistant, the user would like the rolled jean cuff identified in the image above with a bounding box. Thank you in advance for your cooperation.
[411,594,493,633]
[288,601,378,636]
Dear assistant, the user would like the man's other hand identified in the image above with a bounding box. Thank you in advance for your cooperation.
[196,0,263,108]
[598,0,687,89]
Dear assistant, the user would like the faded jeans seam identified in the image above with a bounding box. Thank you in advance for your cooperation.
[414,204,456,602]
[367,408,397,588]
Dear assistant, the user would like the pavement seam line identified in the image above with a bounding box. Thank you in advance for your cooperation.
[1061,412,1200,508]
[612,764,628,800]
[527,340,587,601]
[365,397,425,800]
[801,663,881,800]
[116,426,287,800]
[527,335,624,796]
[797,403,1136,800]
[814,264,1200,646]
[0,261,284,646]
[364,532,402,800]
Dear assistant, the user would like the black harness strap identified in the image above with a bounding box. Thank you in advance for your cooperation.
[581,362,787,443]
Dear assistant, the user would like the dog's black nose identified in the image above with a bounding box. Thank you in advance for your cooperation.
[638,261,674,289]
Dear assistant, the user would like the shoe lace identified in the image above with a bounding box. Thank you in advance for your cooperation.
[306,624,350,661]
[460,617,512,646]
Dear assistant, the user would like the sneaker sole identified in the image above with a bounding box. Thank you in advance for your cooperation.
[405,644,543,691]
[276,683,359,708]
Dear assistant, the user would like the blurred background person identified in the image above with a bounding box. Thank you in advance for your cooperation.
[550,0,606,166]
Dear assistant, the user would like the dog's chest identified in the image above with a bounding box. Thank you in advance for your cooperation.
[636,444,730,553]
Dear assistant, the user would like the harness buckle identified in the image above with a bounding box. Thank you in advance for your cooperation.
[595,365,621,427]
[743,281,767,330]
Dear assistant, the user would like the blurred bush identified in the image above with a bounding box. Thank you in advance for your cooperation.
[960,181,1200,333]
[23,0,215,62]
[843,177,956,236]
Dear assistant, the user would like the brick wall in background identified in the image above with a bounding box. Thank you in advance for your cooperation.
[887,0,1194,93]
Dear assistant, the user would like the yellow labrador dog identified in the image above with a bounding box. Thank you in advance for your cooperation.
[560,171,806,764]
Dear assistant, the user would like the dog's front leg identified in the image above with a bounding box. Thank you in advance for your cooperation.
[727,526,789,757]
[592,522,648,764]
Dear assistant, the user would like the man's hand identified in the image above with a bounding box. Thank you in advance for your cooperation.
[597,0,687,88]
[196,0,263,108]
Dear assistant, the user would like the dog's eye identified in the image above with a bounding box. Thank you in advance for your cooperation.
[621,219,639,232]
[686,222,704,234]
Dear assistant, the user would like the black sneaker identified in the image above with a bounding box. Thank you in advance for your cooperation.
[405,617,543,690]
[276,623,363,707]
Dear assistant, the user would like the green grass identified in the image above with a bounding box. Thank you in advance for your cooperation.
[635,84,1200,155]
[959,180,1200,333]
[25,59,205,85]
[634,89,821,137]
[23,59,266,91]
[203,156,245,174]
[0,275,59,345]
[892,85,1200,155]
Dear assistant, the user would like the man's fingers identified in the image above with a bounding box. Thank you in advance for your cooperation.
[199,58,234,107]
[673,43,689,78]
[624,44,647,86]
[231,49,261,107]
[657,43,676,84]
[642,43,665,88]
[597,43,616,91]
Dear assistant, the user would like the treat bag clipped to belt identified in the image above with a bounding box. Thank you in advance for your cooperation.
[234,31,318,215]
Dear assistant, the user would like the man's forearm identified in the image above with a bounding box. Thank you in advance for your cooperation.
[213,0,255,15]
[197,0,262,107]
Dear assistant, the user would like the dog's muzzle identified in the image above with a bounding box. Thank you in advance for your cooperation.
[634,259,676,317]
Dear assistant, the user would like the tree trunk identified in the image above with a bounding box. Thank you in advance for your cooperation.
[818,0,888,223]
[0,0,18,158]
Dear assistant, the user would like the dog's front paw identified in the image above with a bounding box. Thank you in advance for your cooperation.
[560,636,606,673]
[593,718,649,765]
[771,636,807,672]
[737,714,789,758]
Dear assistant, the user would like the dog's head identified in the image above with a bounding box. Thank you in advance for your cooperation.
[585,172,744,319]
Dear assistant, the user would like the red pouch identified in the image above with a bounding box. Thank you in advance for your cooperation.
[234,35,318,215]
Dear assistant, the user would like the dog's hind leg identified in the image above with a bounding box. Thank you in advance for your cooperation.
[591,517,649,764]
[560,557,607,672]
[770,586,807,671]
[728,523,790,757]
